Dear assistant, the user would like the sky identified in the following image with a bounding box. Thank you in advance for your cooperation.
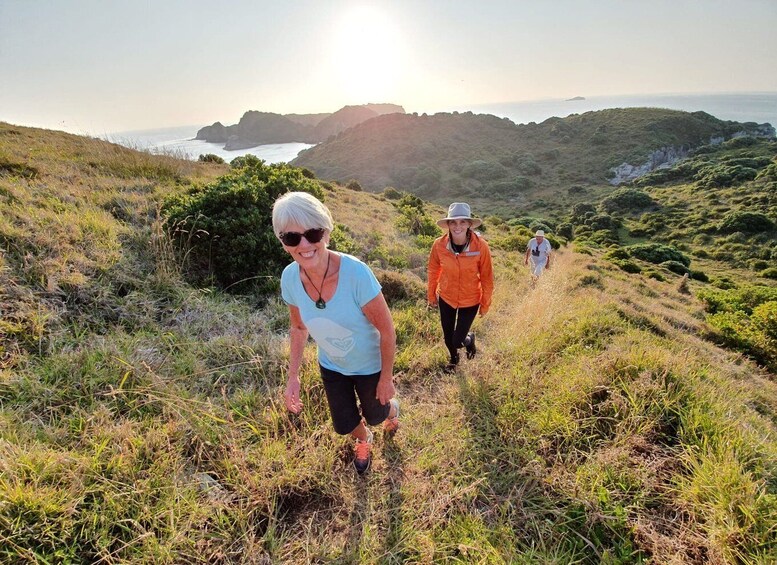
[1,0,776,135]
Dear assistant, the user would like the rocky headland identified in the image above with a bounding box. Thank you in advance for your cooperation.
[196,103,405,150]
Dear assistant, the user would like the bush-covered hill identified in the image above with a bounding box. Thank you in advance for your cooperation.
[291,107,773,214]
[558,135,777,262]
[1,123,776,563]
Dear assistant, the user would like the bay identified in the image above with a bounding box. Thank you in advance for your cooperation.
[105,125,314,164]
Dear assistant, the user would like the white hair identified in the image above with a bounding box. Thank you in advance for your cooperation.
[272,191,334,235]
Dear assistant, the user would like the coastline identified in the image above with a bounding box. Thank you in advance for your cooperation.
[108,92,777,164]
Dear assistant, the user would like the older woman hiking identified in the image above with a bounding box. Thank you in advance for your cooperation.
[427,202,494,372]
[273,191,399,475]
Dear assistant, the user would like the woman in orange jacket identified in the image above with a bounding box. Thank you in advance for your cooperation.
[427,203,494,371]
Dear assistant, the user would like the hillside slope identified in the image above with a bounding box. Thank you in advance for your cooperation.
[292,108,774,216]
[1,123,775,563]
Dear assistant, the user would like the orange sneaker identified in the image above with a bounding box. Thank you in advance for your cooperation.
[383,398,401,437]
[353,428,374,474]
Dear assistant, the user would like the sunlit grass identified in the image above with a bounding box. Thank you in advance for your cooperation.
[1,122,775,563]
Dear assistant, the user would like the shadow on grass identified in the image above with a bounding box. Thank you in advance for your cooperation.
[340,433,407,564]
[381,434,407,563]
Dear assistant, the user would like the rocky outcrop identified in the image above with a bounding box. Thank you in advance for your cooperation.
[609,146,691,185]
[609,123,776,185]
[195,121,229,143]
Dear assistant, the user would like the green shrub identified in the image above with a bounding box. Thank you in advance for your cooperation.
[599,188,656,213]
[760,267,777,280]
[329,224,359,255]
[382,187,402,199]
[556,222,574,239]
[572,242,594,255]
[628,226,653,238]
[569,203,596,224]
[586,213,620,232]
[697,285,777,315]
[603,248,630,261]
[718,211,775,234]
[585,229,620,246]
[616,260,641,273]
[752,301,777,340]
[461,160,507,181]
[627,243,690,267]
[346,179,363,191]
[661,260,690,275]
[163,155,323,294]
[710,276,736,290]
[198,153,225,164]
[705,299,777,370]
[690,270,709,282]
[644,270,665,281]
[696,162,759,188]
[489,176,535,195]
[374,269,425,306]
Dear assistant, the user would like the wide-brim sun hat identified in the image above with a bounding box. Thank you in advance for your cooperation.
[436,202,482,229]
[535,229,545,236]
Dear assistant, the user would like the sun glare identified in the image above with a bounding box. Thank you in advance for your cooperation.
[331,5,403,103]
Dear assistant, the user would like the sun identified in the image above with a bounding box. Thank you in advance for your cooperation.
[331,5,403,103]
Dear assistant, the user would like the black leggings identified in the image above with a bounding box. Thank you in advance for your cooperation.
[438,297,479,360]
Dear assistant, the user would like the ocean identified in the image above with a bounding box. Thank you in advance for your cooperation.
[467,92,777,130]
[109,92,777,164]
[104,125,314,164]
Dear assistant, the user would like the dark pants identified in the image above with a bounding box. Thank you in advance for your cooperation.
[320,365,390,435]
[438,297,479,361]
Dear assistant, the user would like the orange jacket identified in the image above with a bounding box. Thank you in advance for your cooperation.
[427,231,494,314]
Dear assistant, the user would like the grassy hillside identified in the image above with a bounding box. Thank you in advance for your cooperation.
[1,124,776,563]
[291,108,770,218]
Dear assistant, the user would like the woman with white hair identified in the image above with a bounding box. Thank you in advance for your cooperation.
[273,191,399,475]
[428,202,494,372]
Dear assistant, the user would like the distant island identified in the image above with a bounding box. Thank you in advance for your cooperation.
[196,103,405,150]
[566,96,586,101]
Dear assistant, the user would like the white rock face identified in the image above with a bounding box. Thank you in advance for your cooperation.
[609,146,689,185]
[609,125,777,185]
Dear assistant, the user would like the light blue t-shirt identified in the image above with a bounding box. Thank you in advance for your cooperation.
[281,253,382,375]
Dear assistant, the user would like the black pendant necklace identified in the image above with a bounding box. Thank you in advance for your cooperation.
[301,252,331,309]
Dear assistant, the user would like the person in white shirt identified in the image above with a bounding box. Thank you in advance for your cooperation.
[524,230,552,281]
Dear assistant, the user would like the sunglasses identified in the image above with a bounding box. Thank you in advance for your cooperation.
[279,228,327,247]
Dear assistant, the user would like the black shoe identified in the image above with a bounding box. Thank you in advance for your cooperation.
[444,352,460,373]
[465,332,477,359]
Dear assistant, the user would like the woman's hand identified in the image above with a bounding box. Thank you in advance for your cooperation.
[376,375,396,405]
[284,376,303,414]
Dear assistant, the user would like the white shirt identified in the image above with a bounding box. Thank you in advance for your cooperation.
[527,238,552,263]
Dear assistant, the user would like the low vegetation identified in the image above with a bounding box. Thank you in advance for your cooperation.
[292,107,769,219]
[1,123,776,563]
